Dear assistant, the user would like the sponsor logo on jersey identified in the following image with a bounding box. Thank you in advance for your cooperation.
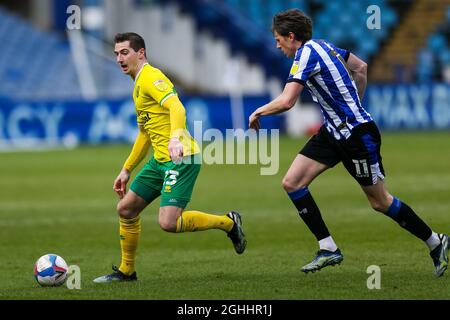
[290,61,299,75]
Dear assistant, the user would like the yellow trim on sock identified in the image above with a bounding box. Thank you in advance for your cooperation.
[176,211,234,233]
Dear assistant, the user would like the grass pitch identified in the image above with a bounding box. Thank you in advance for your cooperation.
[1,132,449,300]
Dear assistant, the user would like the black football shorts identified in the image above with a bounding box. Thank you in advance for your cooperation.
[300,121,385,186]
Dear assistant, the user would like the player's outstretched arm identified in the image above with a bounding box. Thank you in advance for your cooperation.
[249,81,304,129]
[347,53,368,101]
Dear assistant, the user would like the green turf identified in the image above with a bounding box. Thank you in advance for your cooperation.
[1,132,449,299]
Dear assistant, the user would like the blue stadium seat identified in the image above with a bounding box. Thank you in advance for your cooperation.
[428,34,447,53]
[416,48,434,83]
[439,49,450,64]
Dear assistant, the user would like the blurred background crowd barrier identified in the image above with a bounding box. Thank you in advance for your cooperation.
[0,0,449,150]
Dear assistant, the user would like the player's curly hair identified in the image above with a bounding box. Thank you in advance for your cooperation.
[272,9,313,42]
[114,32,146,56]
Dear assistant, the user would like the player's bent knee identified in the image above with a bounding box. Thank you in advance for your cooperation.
[282,176,308,192]
[158,217,177,232]
[367,192,393,213]
[370,202,384,213]
[369,199,390,213]
[158,206,182,232]
[117,201,138,219]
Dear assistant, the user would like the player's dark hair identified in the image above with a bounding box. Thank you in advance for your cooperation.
[272,9,312,42]
[114,32,146,56]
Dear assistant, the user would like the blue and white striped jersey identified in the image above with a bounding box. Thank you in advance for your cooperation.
[287,39,373,140]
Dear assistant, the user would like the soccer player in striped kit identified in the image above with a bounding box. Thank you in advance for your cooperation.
[249,9,448,276]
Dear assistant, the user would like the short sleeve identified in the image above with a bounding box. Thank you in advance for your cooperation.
[287,46,321,85]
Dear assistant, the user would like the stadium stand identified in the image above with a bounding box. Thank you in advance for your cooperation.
[311,0,397,62]
[417,6,450,82]
[1,0,447,101]
[163,0,399,82]
[0,7,131,100]
[159,0,290,81]
[172,0,449,84]
[370,0,449,83]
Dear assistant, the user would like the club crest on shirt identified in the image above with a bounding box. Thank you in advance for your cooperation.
[153,79,169,92]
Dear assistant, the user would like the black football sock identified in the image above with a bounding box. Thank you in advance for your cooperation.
[384,197,432,241]
[287,187,331,241]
